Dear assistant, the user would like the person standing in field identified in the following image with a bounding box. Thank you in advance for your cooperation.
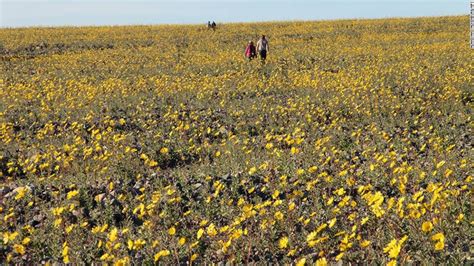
[256,35,269,62]
[245,41,257,61]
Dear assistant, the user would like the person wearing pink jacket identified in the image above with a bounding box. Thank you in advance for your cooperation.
[245,41,257,61]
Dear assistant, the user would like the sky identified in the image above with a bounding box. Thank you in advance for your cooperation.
[0,0,468,28]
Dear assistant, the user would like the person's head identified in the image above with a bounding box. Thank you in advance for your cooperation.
[261,35,266,39]
[249,41,254,45]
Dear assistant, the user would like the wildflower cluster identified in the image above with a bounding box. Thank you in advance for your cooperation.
[0,16,472,264]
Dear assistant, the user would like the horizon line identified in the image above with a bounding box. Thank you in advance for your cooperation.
[0,14,467,30]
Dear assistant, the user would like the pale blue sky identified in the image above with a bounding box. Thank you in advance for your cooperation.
[0,0,468,28]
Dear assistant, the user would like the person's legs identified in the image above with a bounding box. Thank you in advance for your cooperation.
[260,50,267,61]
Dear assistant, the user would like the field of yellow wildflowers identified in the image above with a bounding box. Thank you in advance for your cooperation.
[0,16,472,264]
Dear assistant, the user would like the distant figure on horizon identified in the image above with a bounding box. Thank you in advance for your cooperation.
[245,41,257,61]
[256,35,269,62]
[207,21,217,31]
